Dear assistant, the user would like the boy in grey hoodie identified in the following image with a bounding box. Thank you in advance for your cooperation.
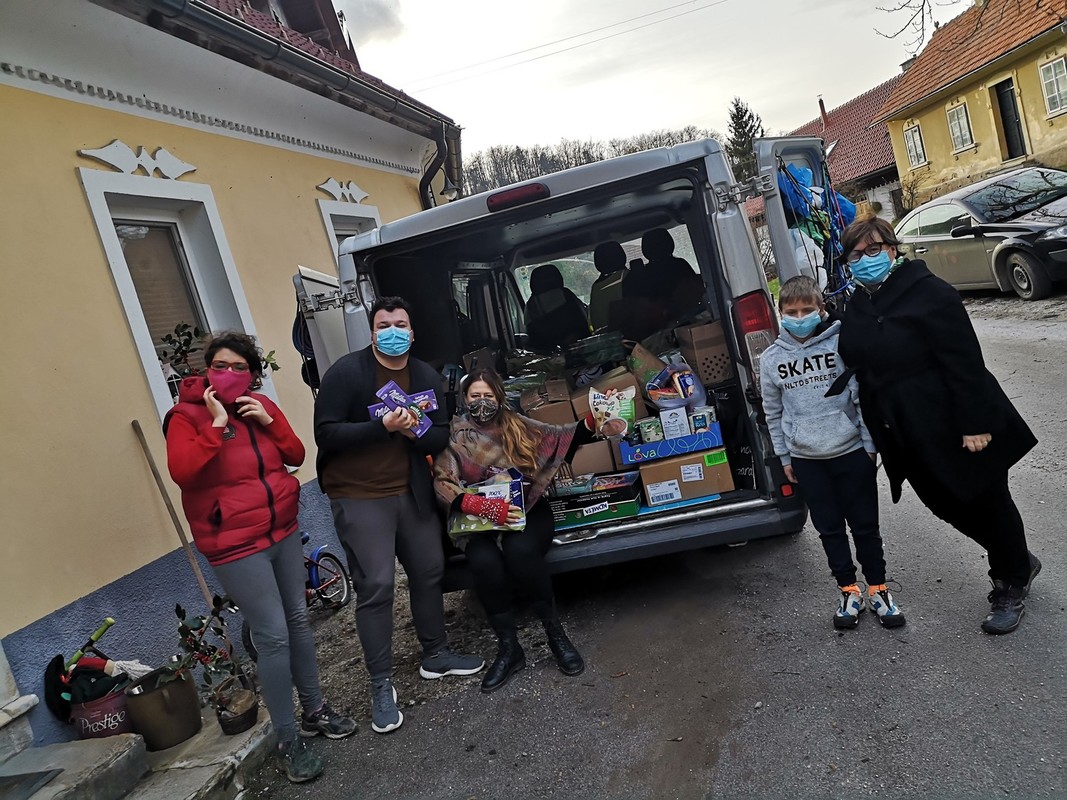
[759,276,903,629]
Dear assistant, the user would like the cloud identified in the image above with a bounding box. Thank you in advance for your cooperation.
[338,0,404,47]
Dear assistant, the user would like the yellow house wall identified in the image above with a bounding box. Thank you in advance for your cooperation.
[0,85,431,636]
[889,38,1067,202]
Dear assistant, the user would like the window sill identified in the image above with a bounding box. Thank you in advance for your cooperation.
[1046,107,1067,121]
[908,161,930,171]
[951,144,977,156]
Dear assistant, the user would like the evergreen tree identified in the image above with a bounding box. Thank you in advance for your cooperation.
[724,97,765,182]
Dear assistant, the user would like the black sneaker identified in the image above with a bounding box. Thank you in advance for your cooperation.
[981,581,1026,635]
[300,701,357,739]
[276,738,323,783]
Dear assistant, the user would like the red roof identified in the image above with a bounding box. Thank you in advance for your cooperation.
[201,0,450,120]
[790,76,901,184]
[877,0,1067,120]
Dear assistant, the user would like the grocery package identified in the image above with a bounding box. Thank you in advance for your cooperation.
[639,449,734,506]
[589,386,636,438]
[374,381,437,437]
[449,468,526,537]
[645,363,707,411]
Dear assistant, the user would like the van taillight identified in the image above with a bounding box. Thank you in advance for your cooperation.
[732,290,779,395]
[486,183,551,212]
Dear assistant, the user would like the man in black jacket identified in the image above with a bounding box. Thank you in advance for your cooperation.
[315,296,483,734]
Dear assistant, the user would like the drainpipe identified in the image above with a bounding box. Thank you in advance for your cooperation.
[141,0,455,136]
[419,123,448,210]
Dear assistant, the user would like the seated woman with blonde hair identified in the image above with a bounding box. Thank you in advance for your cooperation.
[433,368,601,692]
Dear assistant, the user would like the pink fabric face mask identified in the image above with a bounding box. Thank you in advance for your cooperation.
[208,369,252,404]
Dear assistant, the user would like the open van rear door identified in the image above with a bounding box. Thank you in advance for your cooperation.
[753,137,835,287]
[292,263,371,378]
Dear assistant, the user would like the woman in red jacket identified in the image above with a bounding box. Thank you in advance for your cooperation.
[165,331,354,783]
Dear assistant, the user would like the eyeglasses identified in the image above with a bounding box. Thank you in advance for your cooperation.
[209,361,250,373]
[846,242,888,264]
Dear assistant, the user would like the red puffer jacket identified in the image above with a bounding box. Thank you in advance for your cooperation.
[163,376,304,565]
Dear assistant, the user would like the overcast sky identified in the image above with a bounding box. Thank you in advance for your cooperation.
[337,0,967,153]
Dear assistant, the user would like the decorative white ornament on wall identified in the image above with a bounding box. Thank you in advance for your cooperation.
[317,178,369,204]
[77,140,196,179]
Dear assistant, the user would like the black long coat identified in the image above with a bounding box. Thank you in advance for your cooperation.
[838,260,1036,504]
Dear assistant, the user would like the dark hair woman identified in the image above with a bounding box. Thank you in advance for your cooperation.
[164,331,355,782]
[433,368,600,692]
[835,218,1041,635]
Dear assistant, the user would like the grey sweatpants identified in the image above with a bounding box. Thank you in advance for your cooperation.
[330,493,448,680]
[212,531,322,742]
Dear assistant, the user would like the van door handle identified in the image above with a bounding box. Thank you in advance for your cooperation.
[914,247,928,254]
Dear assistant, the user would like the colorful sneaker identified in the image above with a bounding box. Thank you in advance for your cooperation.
[300,701,357,739]
[370,678,403,734]
[982,581,1026,635]
[833,585,865,629]
[419,647,486,679]
[867,585,906,628]
[276,737,323,783]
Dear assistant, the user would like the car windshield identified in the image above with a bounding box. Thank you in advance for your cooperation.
[963,169,1067,223]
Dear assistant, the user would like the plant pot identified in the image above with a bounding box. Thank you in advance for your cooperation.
[124,668,202,751]
[70,688,135,740]
[213,676,259,736]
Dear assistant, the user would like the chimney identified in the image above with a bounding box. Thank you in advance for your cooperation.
[818,95,829,131]
[900,56,916,73]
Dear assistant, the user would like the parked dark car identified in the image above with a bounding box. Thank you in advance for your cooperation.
[894,167,1067,299]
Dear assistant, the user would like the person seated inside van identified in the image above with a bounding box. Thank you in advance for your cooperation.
[640,228,704,316]
[523,264,590,353]
[588,241,628,332]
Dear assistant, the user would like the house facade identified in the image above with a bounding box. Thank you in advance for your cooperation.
[0,0,459,744]
[790,77,903,221]
[877,0,1067,201]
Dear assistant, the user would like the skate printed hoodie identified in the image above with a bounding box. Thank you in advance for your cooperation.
[758,320,873,465]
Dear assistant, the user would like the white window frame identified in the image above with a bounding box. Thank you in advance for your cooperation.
[79,168,272,420]
[318,200,381,265]
[946,104,974,151]
[1040,56,1067,116]
[903,125,927,168]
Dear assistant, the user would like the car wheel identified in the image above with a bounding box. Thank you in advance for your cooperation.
[1006,251,1052,300]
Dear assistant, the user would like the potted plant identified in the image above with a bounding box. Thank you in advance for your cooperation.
[159,322,205,399]
[124,596,253,749]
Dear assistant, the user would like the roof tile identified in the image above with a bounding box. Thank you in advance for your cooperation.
[790,76,902,184]
[877,0,1066,120]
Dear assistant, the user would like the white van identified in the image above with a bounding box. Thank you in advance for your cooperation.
[295,137,833,588]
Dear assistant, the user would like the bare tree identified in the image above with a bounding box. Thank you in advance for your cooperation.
[463,126,722,195]
[898,169,929,214]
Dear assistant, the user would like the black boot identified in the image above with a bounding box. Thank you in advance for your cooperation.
[539,613,585,676]
[481,612,526,693]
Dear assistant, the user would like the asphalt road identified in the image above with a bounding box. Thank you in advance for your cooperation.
[251,300,1066,800]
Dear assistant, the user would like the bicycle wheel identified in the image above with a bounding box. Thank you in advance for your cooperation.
[241,620,259,663]
[314,553,352,609]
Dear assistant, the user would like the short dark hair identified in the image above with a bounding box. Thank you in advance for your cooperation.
[778,276,823,309]
[370,296,413,326]
[204,330,264,390]
[841,217,900,261]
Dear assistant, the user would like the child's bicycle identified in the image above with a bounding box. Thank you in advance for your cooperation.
[241,531,352,662]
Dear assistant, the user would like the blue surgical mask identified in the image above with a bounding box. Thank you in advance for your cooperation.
[850,250,893,286]
[375,326,412,357]
[780,310,822,339]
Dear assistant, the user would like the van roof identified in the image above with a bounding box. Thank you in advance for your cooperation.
[340,139,726,256]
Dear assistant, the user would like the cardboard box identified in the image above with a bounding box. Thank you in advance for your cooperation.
[462,347,494,372]
[659,407,691,439]
[570,440,615,475]
[639,448,735,506]
[552,498,641,530]
[616,422,724,465]
[548,471,641,510]
[674,321,732,386]
[520,379,576,425]
[570,367,648,420]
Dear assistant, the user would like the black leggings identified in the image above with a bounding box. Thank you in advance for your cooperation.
[463,500,556,616]
[906,469,1030,587]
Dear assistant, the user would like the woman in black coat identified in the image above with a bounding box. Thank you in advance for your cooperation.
[836,217,1040,635]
